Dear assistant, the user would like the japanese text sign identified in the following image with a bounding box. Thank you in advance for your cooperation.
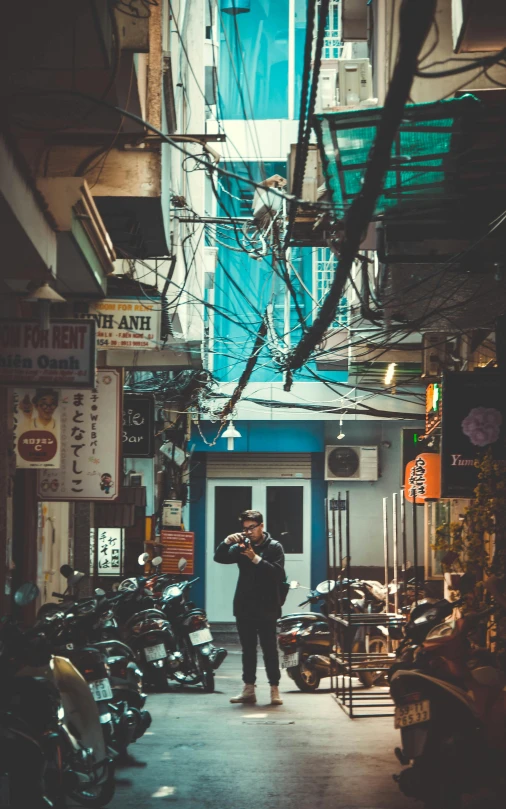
[13,388,61,468]
[38,370,121,500]
[96,528,124,577]
[160,530,195,575]
[82,298,161,350]
[404,453,441,503]
[123,394,155,457]
[0,320,96,387]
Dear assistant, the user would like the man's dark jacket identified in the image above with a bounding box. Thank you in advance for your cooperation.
[214,533,285,620]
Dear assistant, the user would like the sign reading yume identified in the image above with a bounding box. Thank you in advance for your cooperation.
[84,298,161,350]
[123,394,155,457]
[441,371,506,498]
[160,530,195,574]
[404,453,441,503]
[0,320,96,388]
[38,370,121,500]
[96,528,124,577]
[13,388,61,468]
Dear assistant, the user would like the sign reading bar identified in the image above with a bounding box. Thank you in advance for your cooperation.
[441,371,506,498]
[0,320,96,388]
[13,388,61,468]
[83,297,161,350]
[123,394,155,458]
[38,369,121,501]
[160,530,195,574]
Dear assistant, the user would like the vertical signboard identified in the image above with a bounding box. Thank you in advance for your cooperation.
[95,528,124,577]
[38,370,122,500]
[13,388,61,468]
[123,394,155,458]
[441,371,506,497]
[160,530,195,574]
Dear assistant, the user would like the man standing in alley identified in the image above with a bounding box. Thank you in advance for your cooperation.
[215,509,285,706]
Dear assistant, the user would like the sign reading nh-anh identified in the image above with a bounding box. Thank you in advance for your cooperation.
[84,298,161,350]
[0,320,96,387]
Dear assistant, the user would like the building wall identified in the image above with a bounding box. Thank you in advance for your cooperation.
[324,420,424,568]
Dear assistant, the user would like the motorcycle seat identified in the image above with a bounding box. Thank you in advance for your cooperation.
[279,612,327,623]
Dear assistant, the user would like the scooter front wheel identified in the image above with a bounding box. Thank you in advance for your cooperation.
[66,759,115,808]
[291,665,320,692]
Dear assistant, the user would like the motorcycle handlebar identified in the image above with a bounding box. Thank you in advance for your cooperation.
[52,592,65,599]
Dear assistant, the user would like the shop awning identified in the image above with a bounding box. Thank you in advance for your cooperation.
[314,94,481,221]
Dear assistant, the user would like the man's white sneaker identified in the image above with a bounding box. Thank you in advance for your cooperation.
[230,683,257,703]
[270,686,283,705]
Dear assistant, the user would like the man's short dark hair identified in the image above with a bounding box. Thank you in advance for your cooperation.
[239,509,263,525]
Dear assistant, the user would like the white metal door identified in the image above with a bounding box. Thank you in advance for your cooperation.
[206,479,311,622]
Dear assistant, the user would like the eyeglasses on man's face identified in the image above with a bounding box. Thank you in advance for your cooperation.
[242,523,262,533]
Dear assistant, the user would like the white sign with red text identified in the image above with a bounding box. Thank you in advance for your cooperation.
[37,370,121,500]
[83,298,161,350]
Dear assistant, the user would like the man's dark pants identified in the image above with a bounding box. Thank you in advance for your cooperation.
[236,617,281,686]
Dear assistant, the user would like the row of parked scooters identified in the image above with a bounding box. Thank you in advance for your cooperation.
[277,574,506,809]
[0,554,227,808]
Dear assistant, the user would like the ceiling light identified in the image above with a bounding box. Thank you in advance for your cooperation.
[25,282,66,330]
[384,362,397,386]
[337,418,345,440]
[222,420,241,451]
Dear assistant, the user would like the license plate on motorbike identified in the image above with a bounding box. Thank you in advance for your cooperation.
[144,643,167,662]
[394,700,431,729]
[189,628,213,646]
[282,652,299,669]
[89,677,113,702]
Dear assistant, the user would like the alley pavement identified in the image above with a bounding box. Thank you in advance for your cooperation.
[108,644,411,809]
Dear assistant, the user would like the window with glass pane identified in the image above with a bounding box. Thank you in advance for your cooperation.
[323,0,342,60]
[266,487,303,554]
[214,486,252,550]
[314,247,348,327]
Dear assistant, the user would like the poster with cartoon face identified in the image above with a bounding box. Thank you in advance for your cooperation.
[13,388,61,468]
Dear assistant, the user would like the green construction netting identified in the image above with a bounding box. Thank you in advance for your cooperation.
[314,94,480,220]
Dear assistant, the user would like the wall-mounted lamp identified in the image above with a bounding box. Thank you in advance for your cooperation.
[222,420,241,451]
[337,418,345,440]
[25,282,65,330]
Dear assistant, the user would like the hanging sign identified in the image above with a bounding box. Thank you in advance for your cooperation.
[404,453,441,503]
[81,297,161,350]
[441,370,506,497]
[0,320,96,388]
[162,500,182,528]
[123,394,155,457]
[425,382,442,436]
[96,528,124,577]
[160,530,195,574]
[13,388,61,468]
[37,369,121,500]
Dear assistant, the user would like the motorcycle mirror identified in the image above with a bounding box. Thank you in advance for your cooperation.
[178,558,187,572]
[152,556,163,567]
[316,580,336,595]
[138,553,150,566]
[95,588,106,597]
[60,564,73,579]
[69,571,85,587]
[14,582,40,606]
[289,581,300,589]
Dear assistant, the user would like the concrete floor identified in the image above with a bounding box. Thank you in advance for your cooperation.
[110,646,412,809]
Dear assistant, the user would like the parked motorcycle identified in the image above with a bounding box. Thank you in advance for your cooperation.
[160,560,227,692]
[390,595,506,809]
[0,583,115,808]
[278,578,392,691]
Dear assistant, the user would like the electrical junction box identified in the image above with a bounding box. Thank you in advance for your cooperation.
[325,445,379,481]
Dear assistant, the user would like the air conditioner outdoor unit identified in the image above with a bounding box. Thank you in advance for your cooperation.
[317,68,338,111]
[325,445,378,481]
[337,58,373,106]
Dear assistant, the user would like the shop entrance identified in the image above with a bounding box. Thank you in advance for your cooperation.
[206,479,311,622]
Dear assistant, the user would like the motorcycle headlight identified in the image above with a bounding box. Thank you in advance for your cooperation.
[164,585,182,598]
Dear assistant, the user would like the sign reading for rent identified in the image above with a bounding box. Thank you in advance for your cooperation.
[0,320,96,388]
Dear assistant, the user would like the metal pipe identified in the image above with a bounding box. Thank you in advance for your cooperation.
[401,488,408,605]
[392,492,399,614]
[412,495,419,605]
[383,497,389,610]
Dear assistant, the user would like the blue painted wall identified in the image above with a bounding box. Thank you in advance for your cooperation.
[310,453,327,588]
[192,420,325,453]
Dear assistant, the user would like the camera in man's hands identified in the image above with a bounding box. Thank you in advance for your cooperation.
[237,535,251,552]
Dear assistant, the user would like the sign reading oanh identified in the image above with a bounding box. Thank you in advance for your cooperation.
[0,320,96,387]
[84,297,161,350]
